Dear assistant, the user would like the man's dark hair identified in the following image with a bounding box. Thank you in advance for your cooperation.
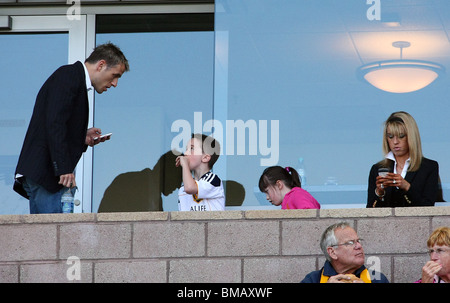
[85,42,130,71]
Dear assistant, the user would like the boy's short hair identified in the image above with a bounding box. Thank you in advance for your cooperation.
[192,133,220,169]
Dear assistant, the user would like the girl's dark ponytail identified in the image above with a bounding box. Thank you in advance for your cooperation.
[284,166,301,188]
[259,166,302,192]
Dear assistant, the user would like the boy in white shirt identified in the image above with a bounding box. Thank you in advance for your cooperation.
[175,133,225,211]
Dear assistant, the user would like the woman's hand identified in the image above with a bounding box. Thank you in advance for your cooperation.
[421,261,442,283]
[382,173,411,192]
[375,175,387,197]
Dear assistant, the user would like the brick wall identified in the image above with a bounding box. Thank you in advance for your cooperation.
[0,207,449,283]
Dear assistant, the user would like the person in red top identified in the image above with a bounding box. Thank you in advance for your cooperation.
[258,166,320,209]
[415,227,450,283]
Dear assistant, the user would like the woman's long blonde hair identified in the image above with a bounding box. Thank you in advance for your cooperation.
[381,111,423,172]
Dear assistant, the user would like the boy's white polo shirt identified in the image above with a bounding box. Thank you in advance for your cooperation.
[178,171,225,211]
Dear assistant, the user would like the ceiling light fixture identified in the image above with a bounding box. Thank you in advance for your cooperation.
[358,41,445,93]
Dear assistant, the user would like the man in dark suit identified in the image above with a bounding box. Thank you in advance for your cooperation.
[14,43,129,214]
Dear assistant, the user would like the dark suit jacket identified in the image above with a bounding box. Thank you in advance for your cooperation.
[14,61,89,197]
[366,157,439,208]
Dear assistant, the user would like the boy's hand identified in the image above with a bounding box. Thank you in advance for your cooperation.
[176,155,197,195]
[176,155,188,168]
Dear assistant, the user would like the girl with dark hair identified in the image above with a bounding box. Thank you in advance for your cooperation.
[259,166,320,209]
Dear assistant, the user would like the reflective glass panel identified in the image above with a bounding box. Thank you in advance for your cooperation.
[215,0,450,208]
[0,33,68,214]
[93,32,214,212]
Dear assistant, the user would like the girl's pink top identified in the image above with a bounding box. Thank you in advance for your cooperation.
[281,187,320,209]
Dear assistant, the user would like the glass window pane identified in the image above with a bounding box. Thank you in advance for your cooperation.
[215,0,450,208]
[93,32,214,212]
[0,33,68,214]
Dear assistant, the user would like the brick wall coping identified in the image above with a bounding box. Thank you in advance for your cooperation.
[1,206,449,224]
[0,206,449,283]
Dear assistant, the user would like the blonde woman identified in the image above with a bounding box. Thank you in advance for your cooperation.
[367,111,439,207]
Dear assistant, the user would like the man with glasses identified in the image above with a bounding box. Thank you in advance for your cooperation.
[301,222,389,283]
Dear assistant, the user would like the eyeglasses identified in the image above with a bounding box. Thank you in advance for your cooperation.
[428,248,450,256]
[331,239,363,248]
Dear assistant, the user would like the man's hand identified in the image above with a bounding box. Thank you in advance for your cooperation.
[59,173,76,188]
[86,127,110,147]
[327,274,364,283]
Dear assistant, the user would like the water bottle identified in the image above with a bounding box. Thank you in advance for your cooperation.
[297,157,307,186]
[61,188,74,213]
